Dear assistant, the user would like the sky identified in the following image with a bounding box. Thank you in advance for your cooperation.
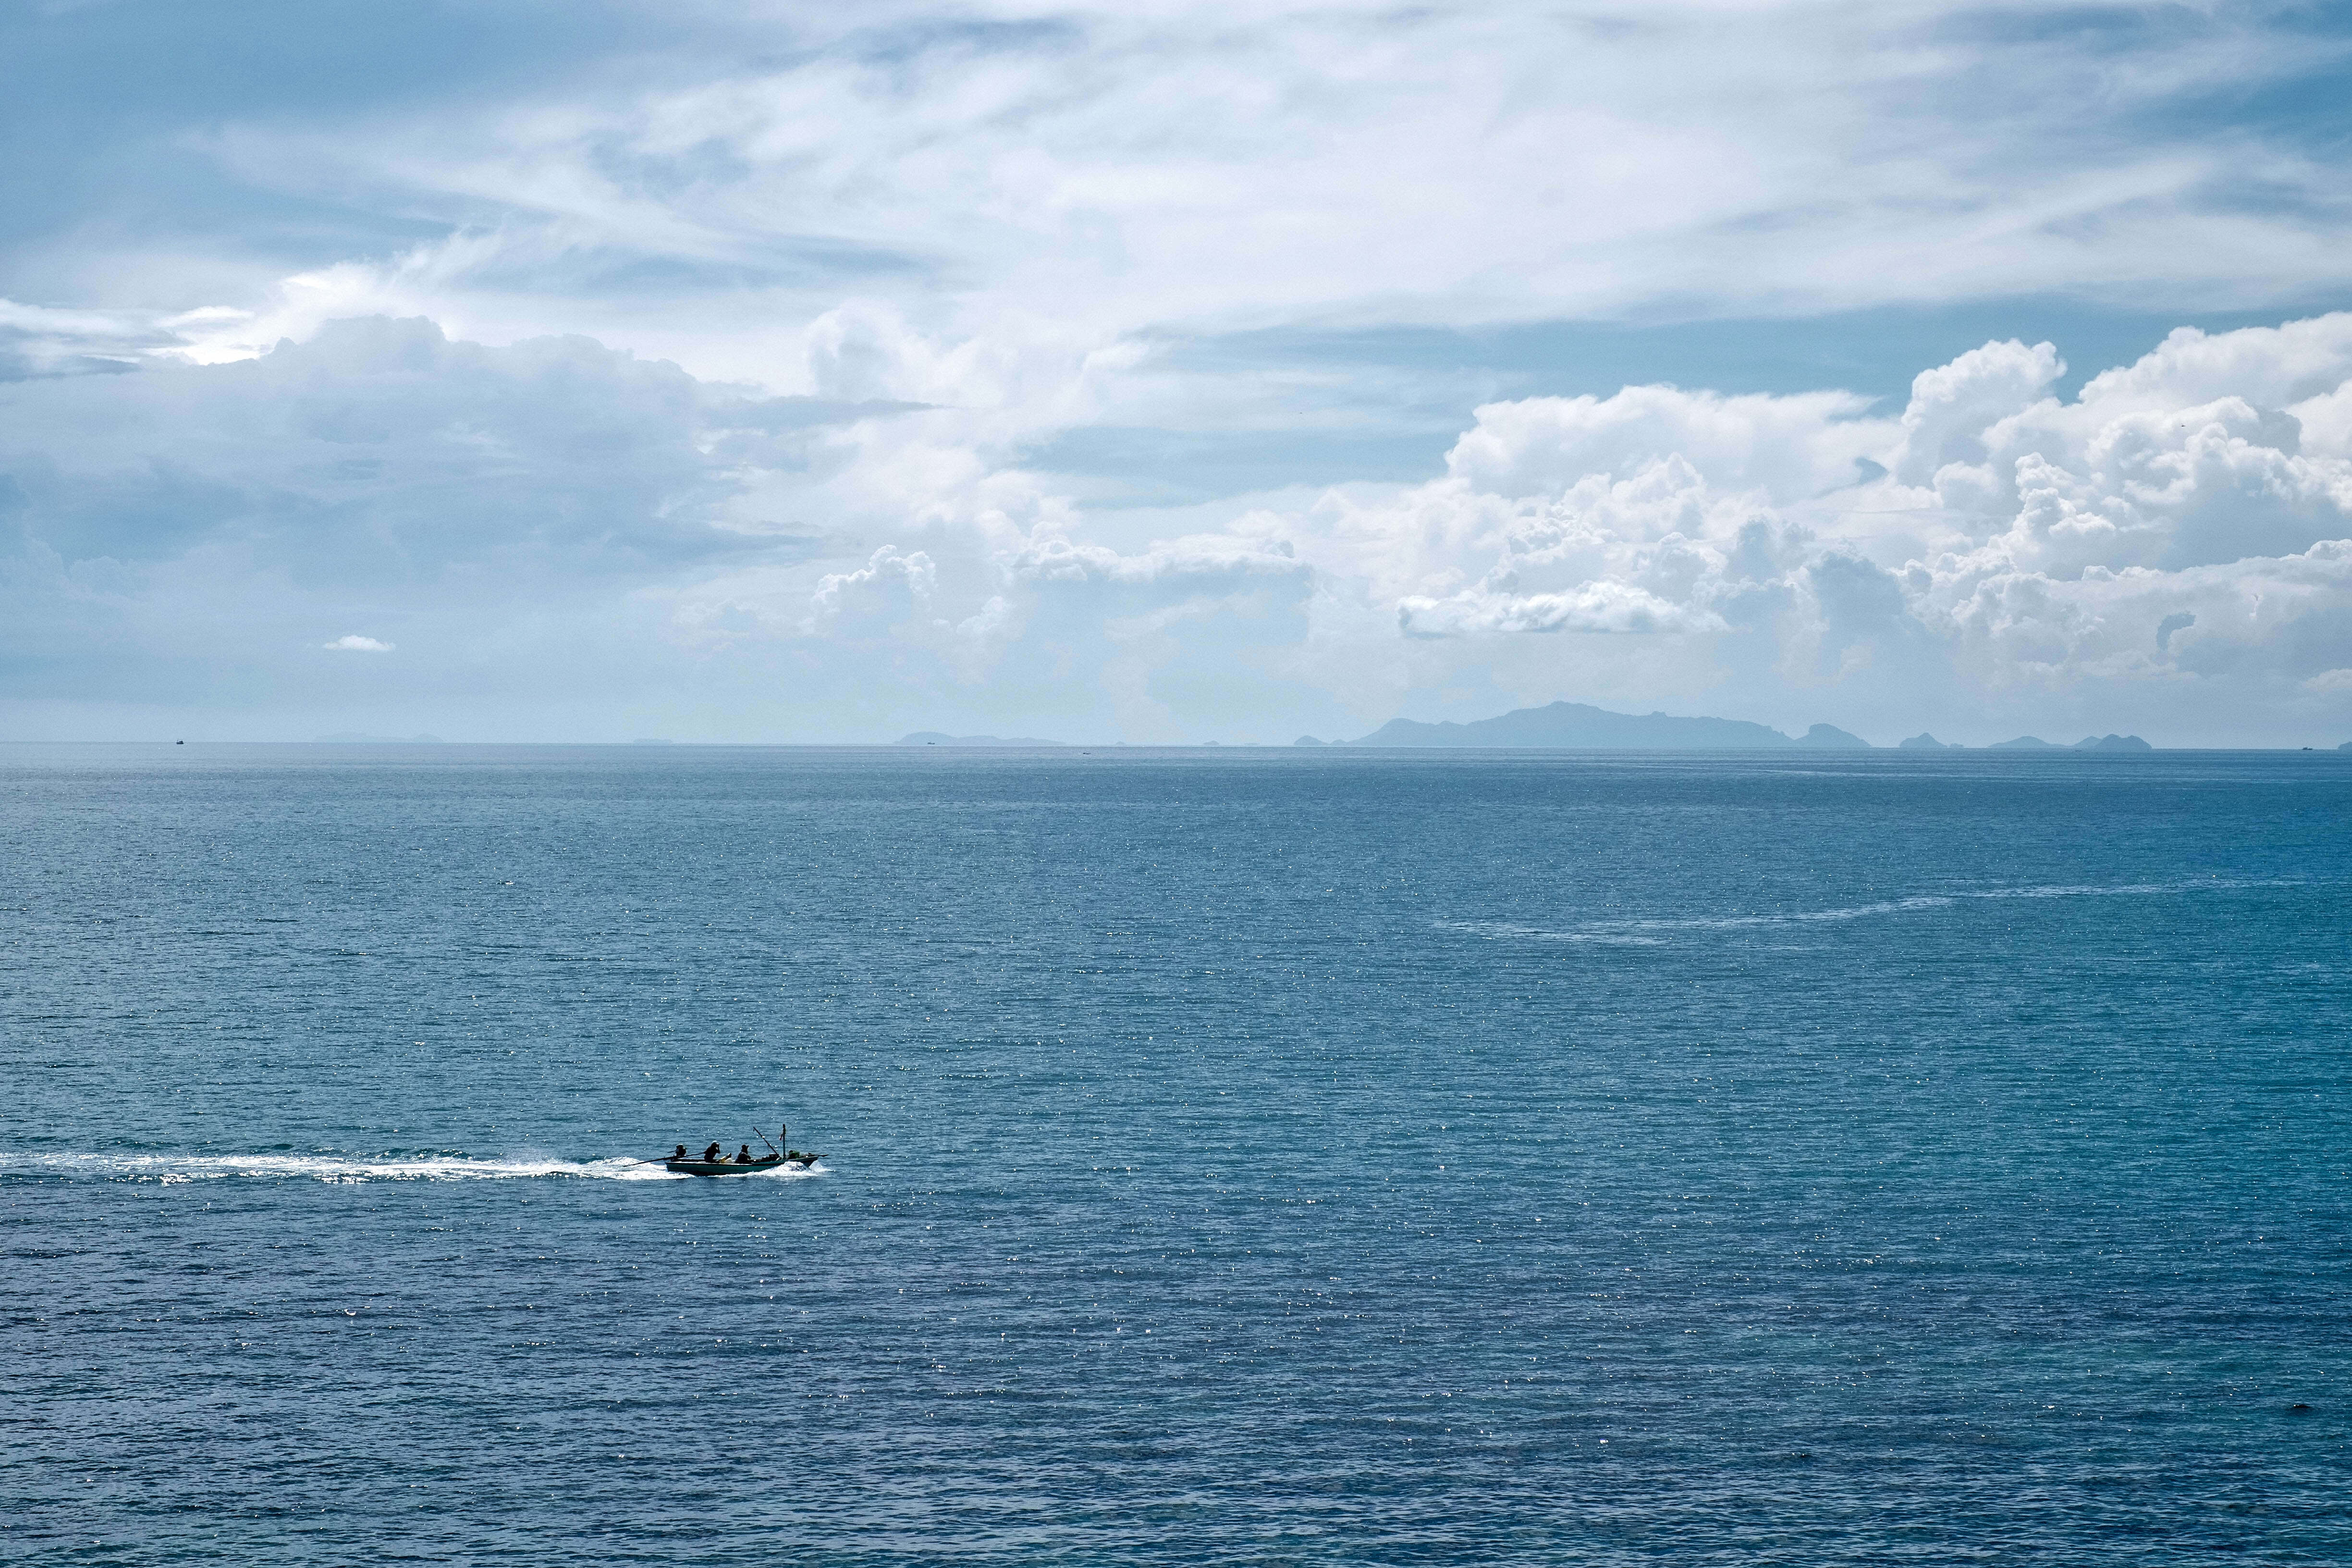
[8,0,2352,746]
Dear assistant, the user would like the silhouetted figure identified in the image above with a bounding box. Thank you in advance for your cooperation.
[735,1144,754,1164]
[673,1144,688,1161]
[702,1142,723,1162]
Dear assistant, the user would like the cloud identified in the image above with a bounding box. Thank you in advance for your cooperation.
[14,0,2352,419]
[1193,314,2352,740]
[0,314,865,732]
[9,301,2352,741]
[1447,389,1886,505]
[1894,339,2066,487]
[0,299,187,381]
[1399,580,1723,638]
[0,315,823,583]
[14,0,2352,749]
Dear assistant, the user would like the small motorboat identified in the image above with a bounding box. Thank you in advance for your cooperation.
[662,1153,797,1176]
[655,1126,815,1176]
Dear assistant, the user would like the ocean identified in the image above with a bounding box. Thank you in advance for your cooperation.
[3,744,2346,1564]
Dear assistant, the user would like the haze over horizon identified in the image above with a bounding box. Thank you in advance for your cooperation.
[11,1,2352,747]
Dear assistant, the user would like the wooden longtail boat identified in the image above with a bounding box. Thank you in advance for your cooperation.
[662,1154,801,1176]
[654,1126,815,1176]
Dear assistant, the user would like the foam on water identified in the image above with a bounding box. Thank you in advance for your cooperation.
[1443,876,2311,942]
[0,1152,828,1184]
[1433,921,1668,944]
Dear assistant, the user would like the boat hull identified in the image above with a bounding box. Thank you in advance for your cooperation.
[662,1156,799,1176]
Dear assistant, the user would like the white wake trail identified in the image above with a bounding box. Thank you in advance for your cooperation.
[1443,876,2308,944]
[0,1152,828,1184]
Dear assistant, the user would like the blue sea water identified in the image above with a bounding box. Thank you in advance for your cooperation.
[2,743,2347,1565]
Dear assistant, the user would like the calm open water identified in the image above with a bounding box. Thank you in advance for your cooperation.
[3,744,2347,1564]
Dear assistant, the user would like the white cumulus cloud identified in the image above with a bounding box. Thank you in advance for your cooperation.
[1248,317,2352,742]
[8,308,2352,744]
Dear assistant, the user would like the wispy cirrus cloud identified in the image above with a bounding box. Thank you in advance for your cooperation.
[24,4,2352,373]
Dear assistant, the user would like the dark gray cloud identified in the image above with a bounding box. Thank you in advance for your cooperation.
[0,317,859,727]
[0,316,799,585]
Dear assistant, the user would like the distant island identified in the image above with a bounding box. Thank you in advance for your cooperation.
[1910,731,2152,752]
[897,732,1065,747]
[1987,734,2154,752]
[1338,701,1868,750]
[1304,700,2157,751]
[895,708,2193,750]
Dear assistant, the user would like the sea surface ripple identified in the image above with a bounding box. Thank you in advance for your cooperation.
[2,744,2347,1564]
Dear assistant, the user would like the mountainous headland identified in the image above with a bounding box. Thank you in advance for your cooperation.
[1298,700,2156,751]
[1987,734,2154,752]
[1338,702,1867,750]
[887,706,2219,751]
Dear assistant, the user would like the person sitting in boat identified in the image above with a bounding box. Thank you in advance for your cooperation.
[702,1142,723,1163]
[734,1144,755,1163]
[673,1144,688,1161]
